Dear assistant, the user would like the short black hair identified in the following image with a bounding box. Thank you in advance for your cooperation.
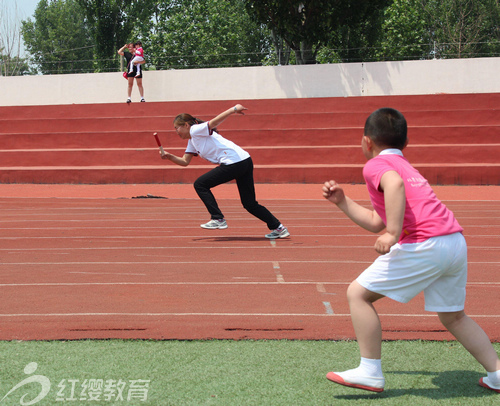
[364,108,407,150]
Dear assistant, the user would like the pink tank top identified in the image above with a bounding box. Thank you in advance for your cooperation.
[363,150,463,243]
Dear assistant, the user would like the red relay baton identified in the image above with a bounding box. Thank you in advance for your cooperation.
[153,133,165,155]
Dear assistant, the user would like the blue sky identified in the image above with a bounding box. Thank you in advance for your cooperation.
[11,0,40,56]
[16,0,39,20]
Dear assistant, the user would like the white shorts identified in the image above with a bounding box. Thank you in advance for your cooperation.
[356,232,467,312]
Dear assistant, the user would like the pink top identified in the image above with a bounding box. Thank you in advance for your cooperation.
[135,47,144,58]
[363,150,463,244]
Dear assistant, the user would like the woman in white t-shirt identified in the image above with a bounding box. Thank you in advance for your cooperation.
[160,104,289,239]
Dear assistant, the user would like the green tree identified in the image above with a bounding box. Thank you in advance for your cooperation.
[134,0,272,69]
[377,0,429,60]
[378,0,500,60]
[1,0,28,75]
[21,0,93,74]
[317,1,389,63]
[246,0,390,64]
[77,0,147,72]
[0,54,29,75]
[431,0,500,58]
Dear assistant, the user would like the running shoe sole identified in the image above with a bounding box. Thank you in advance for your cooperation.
[326,372,384,393]
[265,229,290,239]
[200,221,227,230]
[479,377,500,393]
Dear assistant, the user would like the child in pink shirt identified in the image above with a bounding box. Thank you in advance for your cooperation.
[129,41,144,78]
[363,149,463,244]
[323,107,500,394]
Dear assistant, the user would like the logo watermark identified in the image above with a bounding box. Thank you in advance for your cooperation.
[0,363,150,404]
[56,378,150,402]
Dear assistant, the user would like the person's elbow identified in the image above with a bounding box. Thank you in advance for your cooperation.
[369,219,386,234]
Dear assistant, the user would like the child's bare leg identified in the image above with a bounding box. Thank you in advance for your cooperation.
[347,281,385,359]
[325,281,386,392]
[438,311,500,372]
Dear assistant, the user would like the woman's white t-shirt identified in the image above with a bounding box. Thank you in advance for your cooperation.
[185,121,250,165]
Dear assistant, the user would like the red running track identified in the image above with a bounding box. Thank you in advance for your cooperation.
[0,184,498,341]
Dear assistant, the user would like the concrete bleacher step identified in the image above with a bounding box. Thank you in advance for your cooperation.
[1,163,498,185]
[0,94,499,185]
[1,125,498,151]
[2,93,498,118]
[3,109,499,135]
[0,144,498,167]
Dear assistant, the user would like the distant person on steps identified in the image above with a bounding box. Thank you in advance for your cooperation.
[128,41,145,78]
[117,43,145,103]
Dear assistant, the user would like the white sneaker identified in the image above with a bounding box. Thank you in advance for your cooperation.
[265,226,290,239]
[200,219,228,229]
[479,377,500,393]
[326,369,385,392]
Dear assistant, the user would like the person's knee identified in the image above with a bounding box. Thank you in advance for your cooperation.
[193,180,202,192]
[438,310,466,328]
[194,178,208,193]
[346,281,364,303]
[242,200,258,213]
[347,281,383,305]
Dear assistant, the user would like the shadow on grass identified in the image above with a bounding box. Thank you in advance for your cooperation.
[333,370,494,400]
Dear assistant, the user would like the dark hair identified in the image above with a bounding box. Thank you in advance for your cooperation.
[134,41,142,47]
[173,113,202,126]
[364,108,407,150]
[173,113,218,133]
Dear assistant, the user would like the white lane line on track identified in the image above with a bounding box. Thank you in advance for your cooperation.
[272,261,285,283]
[0,282,350,287]
[275,273,285,283]
[69,271,147,276]
[323,302,334,315]
[0,281,498,287]
[0,312,497,318]
[1,234,500,240]
[2,245,499,251]
[0,246,380,251]
[0,260,498,265]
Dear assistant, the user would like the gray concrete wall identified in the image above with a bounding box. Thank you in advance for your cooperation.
[1,57,499,106]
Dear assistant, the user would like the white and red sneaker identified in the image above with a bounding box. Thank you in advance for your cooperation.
[479,377,500,393]
[326,370,385,393]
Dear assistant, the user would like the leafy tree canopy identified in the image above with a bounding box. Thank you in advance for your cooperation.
[76,0,151,71]
[378,0,500,60]
[134,0,272,69]
[245,0,390,64]
[22,0,93,74]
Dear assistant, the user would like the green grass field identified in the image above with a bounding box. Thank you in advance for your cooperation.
[0,340,498,405]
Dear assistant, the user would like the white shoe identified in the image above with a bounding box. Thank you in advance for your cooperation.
[265,226,290,239]
[326,369,385,392]
[200,219,228,229]
[479,377,500,393]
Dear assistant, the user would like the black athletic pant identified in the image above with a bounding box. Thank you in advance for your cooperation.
[193,157,280,230]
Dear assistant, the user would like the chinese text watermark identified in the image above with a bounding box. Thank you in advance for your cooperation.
[0,363,150,405]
